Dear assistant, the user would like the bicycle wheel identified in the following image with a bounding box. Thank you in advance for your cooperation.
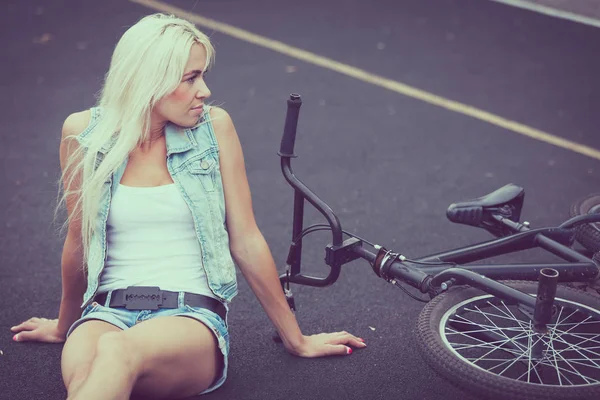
[570,193,600,253]
[415,281,600,400]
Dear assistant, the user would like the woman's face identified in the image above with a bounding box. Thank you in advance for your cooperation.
[153,43,211,128]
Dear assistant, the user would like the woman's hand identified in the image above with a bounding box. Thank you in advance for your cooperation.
[290,331,367,358]
[10,318,66,344]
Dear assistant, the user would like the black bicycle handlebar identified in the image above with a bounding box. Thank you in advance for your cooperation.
[276,94,599,300]
[278,94,302,158]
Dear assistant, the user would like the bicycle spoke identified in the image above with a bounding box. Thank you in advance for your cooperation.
[449,336,523,351]
[563,359,600,371]
[538,327,600,384]
[519,323,551,384]
[474,305,529,351]
[484,358,519,373]
[553,305,565,331]
[500,300,528,331]
[550,320,600,327]
[463,307,529,324]
[553,336,600,358]
[497,329,542,379]
[551,346,596,384]
[527,324,533,383]
[546,330,565,386]
[553,308,581,328]
[465,358,527,362]
[450,313,529,352]
[559,345,600,352]
[550,335,600,369]
[446,328,526,352]
[531,357,544,384]
[541,358,600,361]
[471,333,531,364]
[475,348,513,365]
[522,320,546,385]
[450,314,526,332]
[498,350,531,376]
[552,315,593,341]
[555,332,600,340]
[446,325,525,335]
[537,360,584,385]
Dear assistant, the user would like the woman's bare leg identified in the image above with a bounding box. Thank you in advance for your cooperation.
[61,319,122,397]
[68,332,142,400]
[70,315,222,400]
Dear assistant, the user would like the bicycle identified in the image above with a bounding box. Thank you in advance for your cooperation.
[274,94,600,400]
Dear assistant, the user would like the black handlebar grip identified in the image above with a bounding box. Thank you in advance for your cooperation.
[278,93,302,157]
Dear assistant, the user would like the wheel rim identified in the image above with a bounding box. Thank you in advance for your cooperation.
[439,293,600,387]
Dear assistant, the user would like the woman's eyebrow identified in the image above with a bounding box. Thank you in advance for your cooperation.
[183,69,205,77]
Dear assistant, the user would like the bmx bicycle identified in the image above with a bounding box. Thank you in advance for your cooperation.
[275,94,600,400]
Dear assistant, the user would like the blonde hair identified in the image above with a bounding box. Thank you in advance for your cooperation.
[54,13,215,272]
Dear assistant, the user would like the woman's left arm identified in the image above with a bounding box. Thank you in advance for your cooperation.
[210,107,366,357]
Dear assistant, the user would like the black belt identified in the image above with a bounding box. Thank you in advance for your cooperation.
[93,286,227,322]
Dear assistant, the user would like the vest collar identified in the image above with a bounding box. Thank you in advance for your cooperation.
[165,122,198,156]
[98,122,198,155]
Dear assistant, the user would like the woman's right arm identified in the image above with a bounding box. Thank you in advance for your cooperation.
[11,110,91,343]
[55,110,91,338]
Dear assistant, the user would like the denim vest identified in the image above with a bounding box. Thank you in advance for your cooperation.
[76,107,238,308]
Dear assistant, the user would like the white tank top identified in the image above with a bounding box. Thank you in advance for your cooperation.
[97,183,217,299]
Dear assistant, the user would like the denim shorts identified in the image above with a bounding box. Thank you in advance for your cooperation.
[67,290,230,395]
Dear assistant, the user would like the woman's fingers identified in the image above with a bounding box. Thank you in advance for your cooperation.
[293,331,369,358]
[323,344,353,357]
[13,330,37,342]
[10,319,64,344]
[328,332,367,349]
[10,321,38,333]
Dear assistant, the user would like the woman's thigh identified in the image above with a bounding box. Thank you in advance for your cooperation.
[125,314,223,399]
[61,296,230,398]
[61,318,122,388]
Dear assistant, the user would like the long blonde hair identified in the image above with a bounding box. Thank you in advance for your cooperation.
[54,13,215,271]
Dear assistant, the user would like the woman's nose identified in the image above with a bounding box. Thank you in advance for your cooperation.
[196,81,211,99]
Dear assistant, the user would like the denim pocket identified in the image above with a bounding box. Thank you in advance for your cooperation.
[185,155,217,192]
[81,302,100,317]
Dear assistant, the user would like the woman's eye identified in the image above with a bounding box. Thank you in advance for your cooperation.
[187,75,197,84]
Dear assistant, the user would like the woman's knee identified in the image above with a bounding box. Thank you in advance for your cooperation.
[61,320,122,387]
[95,331,143,373]
[65,367,93,396]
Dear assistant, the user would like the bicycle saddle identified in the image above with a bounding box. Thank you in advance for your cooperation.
[447,184,525,233]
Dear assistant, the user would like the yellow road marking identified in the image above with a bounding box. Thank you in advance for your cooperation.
[131,0,600,161]
[490,0,600,29]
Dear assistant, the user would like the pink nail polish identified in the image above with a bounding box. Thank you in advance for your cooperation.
[347,347,352,355]
[13,335,18,341]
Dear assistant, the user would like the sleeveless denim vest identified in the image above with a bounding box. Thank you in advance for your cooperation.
[76,107,238,308]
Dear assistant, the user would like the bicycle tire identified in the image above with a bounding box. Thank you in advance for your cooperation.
[561,251,600,297]
[570,193,600,253]
[415,281,600,400]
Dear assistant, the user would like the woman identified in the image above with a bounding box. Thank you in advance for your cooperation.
[9,13,366,400]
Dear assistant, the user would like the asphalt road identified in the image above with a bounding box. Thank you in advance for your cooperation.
[2,0,599,399]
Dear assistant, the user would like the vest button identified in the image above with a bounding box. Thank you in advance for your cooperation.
[201,160,210,170]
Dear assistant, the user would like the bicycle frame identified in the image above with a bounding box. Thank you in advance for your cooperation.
[277,94,600,311]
